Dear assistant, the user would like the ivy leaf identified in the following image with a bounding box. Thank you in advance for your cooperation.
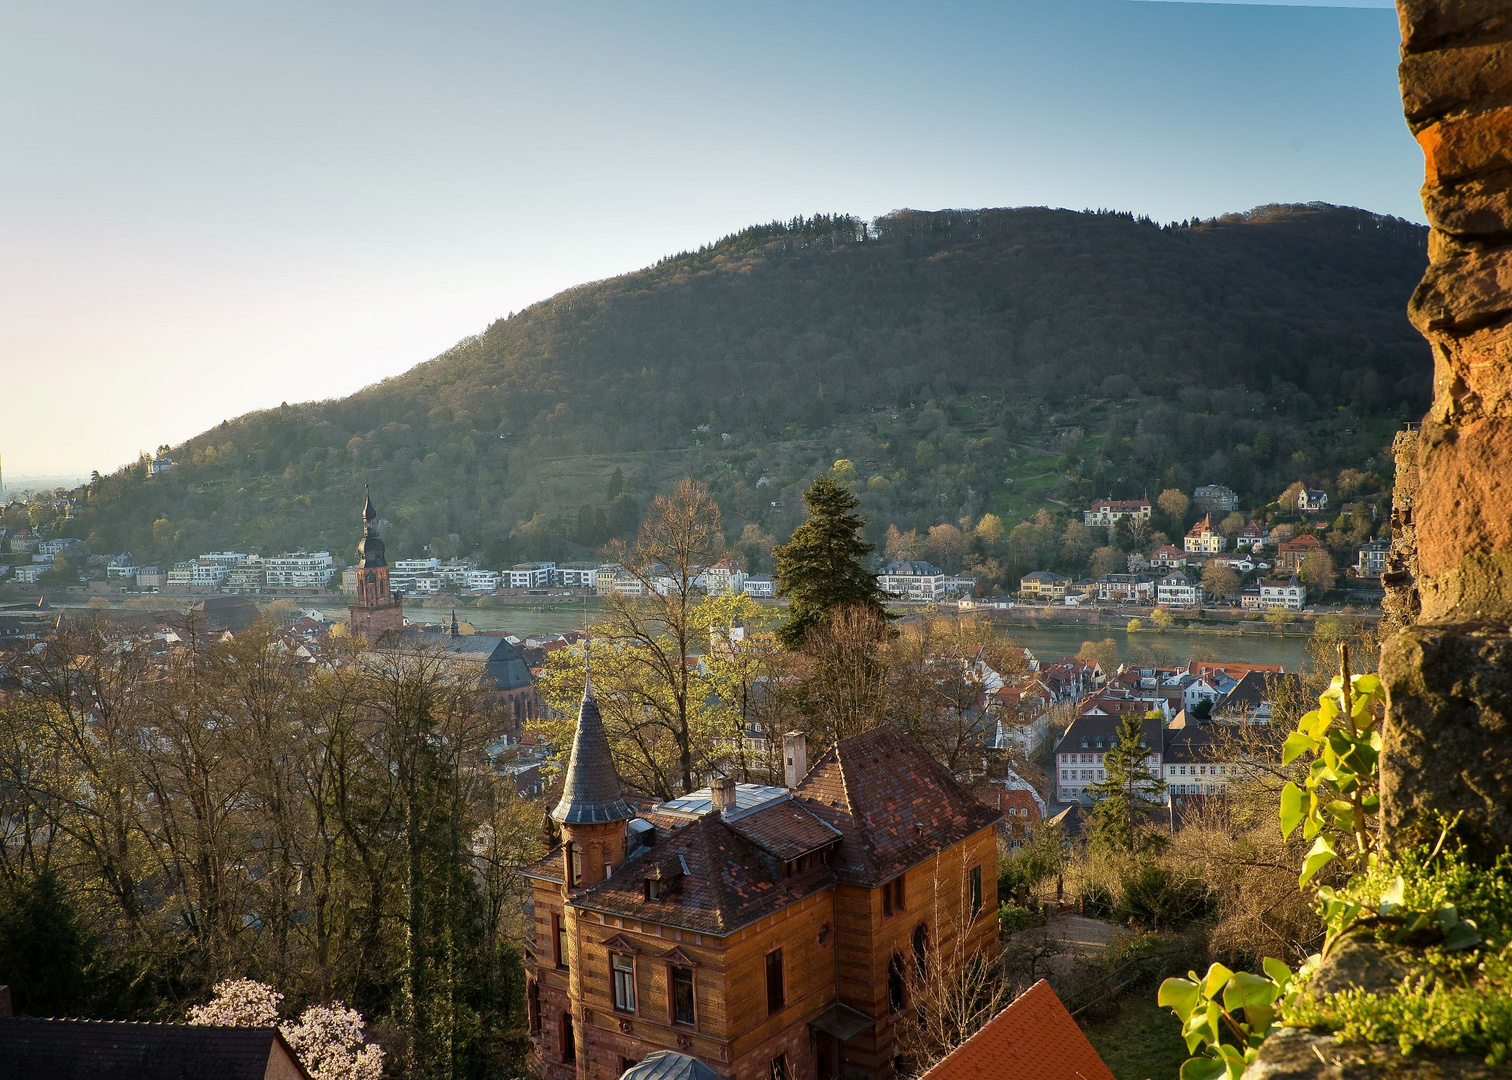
[1279,782,1305,838]
[1159,977,1201,1022]
[1443,918,1481,951]
[1261,956,1293,986]
[1202,963,1235,997]
[1300,835,1337,887]
[1179,1056,1226,1080]
[1282,732,1317,766]
[1326,799,1356,833]
[1378,876,1405,915]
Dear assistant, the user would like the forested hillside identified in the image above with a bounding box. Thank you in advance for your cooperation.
[54,203,1429,571]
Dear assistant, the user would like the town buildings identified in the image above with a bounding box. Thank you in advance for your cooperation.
[526,694,1001,1080]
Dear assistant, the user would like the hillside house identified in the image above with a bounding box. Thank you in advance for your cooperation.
[1356,539,1389,578]
[743,575,776,599]
[1235,525,1266,550]
[877,561,948,603]
[1192,484,1239,515]
[1149,544,1186,569]
[1095,573,1154,603]
[1155,570,1202,608]
[1276,534,1324,573]
[1082,499,1151,528]
[1018,570,1069,601]
[1298,488,1329,513]
[527,695,1001,1080]
[1258,575,1306,611]
[1183,515,1227,555]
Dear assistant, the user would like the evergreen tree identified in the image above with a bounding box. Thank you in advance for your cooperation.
[1089,711,1167,853]
[773,474,887,649]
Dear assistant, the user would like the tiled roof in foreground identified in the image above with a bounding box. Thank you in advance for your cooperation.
[0,1017,310,1080]
[917,979,1113,1080]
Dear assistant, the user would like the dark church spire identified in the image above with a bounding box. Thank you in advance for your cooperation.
[357,486,386,568]
[550,658,634,825]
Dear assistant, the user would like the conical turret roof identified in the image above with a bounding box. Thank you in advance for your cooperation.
[551,669,635,825]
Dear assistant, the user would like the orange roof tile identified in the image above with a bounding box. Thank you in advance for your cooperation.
[917,980,1114,1080]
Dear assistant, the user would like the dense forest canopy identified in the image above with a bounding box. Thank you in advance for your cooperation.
[54,203,1429,568]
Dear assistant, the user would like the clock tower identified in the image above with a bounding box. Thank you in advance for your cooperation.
[348,487,405,640]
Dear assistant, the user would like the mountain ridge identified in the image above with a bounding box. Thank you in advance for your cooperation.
[31,202,1430,572]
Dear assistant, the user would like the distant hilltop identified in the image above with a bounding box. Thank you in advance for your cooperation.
[46,203,1428,571]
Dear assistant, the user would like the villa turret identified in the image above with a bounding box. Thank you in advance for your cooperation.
[551,667,635,890]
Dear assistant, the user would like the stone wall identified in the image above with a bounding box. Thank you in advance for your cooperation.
[1396,1,1512,625]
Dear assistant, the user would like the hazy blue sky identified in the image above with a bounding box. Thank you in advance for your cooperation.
[1,0,1416,479]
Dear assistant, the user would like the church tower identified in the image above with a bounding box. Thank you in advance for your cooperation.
[348,486,405,640]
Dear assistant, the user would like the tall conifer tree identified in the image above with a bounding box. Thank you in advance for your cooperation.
[773,474,886,649]
[1089,710,1167,853]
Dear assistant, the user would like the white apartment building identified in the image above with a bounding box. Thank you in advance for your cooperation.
[554,564,598,589]
[262,551,334,589]
[11,564,45,584]
[437,560,474,586]
[198,551,255,567]
[167,561,230,590]
[223,566,265,591]
[506,563,555,589]
[877,560,949,603]
[466,569,502,592]
[390,558,441,591]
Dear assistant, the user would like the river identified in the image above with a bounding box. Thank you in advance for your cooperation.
[48,596,1315,671]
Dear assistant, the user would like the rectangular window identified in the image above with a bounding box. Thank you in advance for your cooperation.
[553,912,568,970]
[612,953,636,1013]
[527,979,541,1035]
[770,1054,790,1080]
[970,865,983,918]
[671,966,696,1026]
[766,949,785,1015]
[569,844,582,887]
[561,1013,575,1064]
[882,874,905,916]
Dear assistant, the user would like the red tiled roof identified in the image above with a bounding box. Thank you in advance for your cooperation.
[917,980,1113,1080]
[795,725,1002,885]
[569,814,833,934]
[724,799,842,861]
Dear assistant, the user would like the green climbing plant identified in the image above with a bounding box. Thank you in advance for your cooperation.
[1278,644,1385,889]
[1159,644,1377,1079]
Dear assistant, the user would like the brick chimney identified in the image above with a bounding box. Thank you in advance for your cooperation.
[783,731,808,789]
[710,776,737,815]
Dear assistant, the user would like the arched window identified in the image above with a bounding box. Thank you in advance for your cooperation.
[887,952,906,1012]
[912,924,929,979]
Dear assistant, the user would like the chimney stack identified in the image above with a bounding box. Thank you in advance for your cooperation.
[783,731,808,789]
[710,776,737,815]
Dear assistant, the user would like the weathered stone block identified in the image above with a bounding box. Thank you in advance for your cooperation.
[1417,106,1512,187]
[1243,1027,1510,1078]
[1427,318,1512,415]
[1401,41,1512,124]
[1380,624,1512,863]
[1411,417,1512,622]
[1423,170,1512,236]
[1410,245,1512,333]
[1398,0,1512,54]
